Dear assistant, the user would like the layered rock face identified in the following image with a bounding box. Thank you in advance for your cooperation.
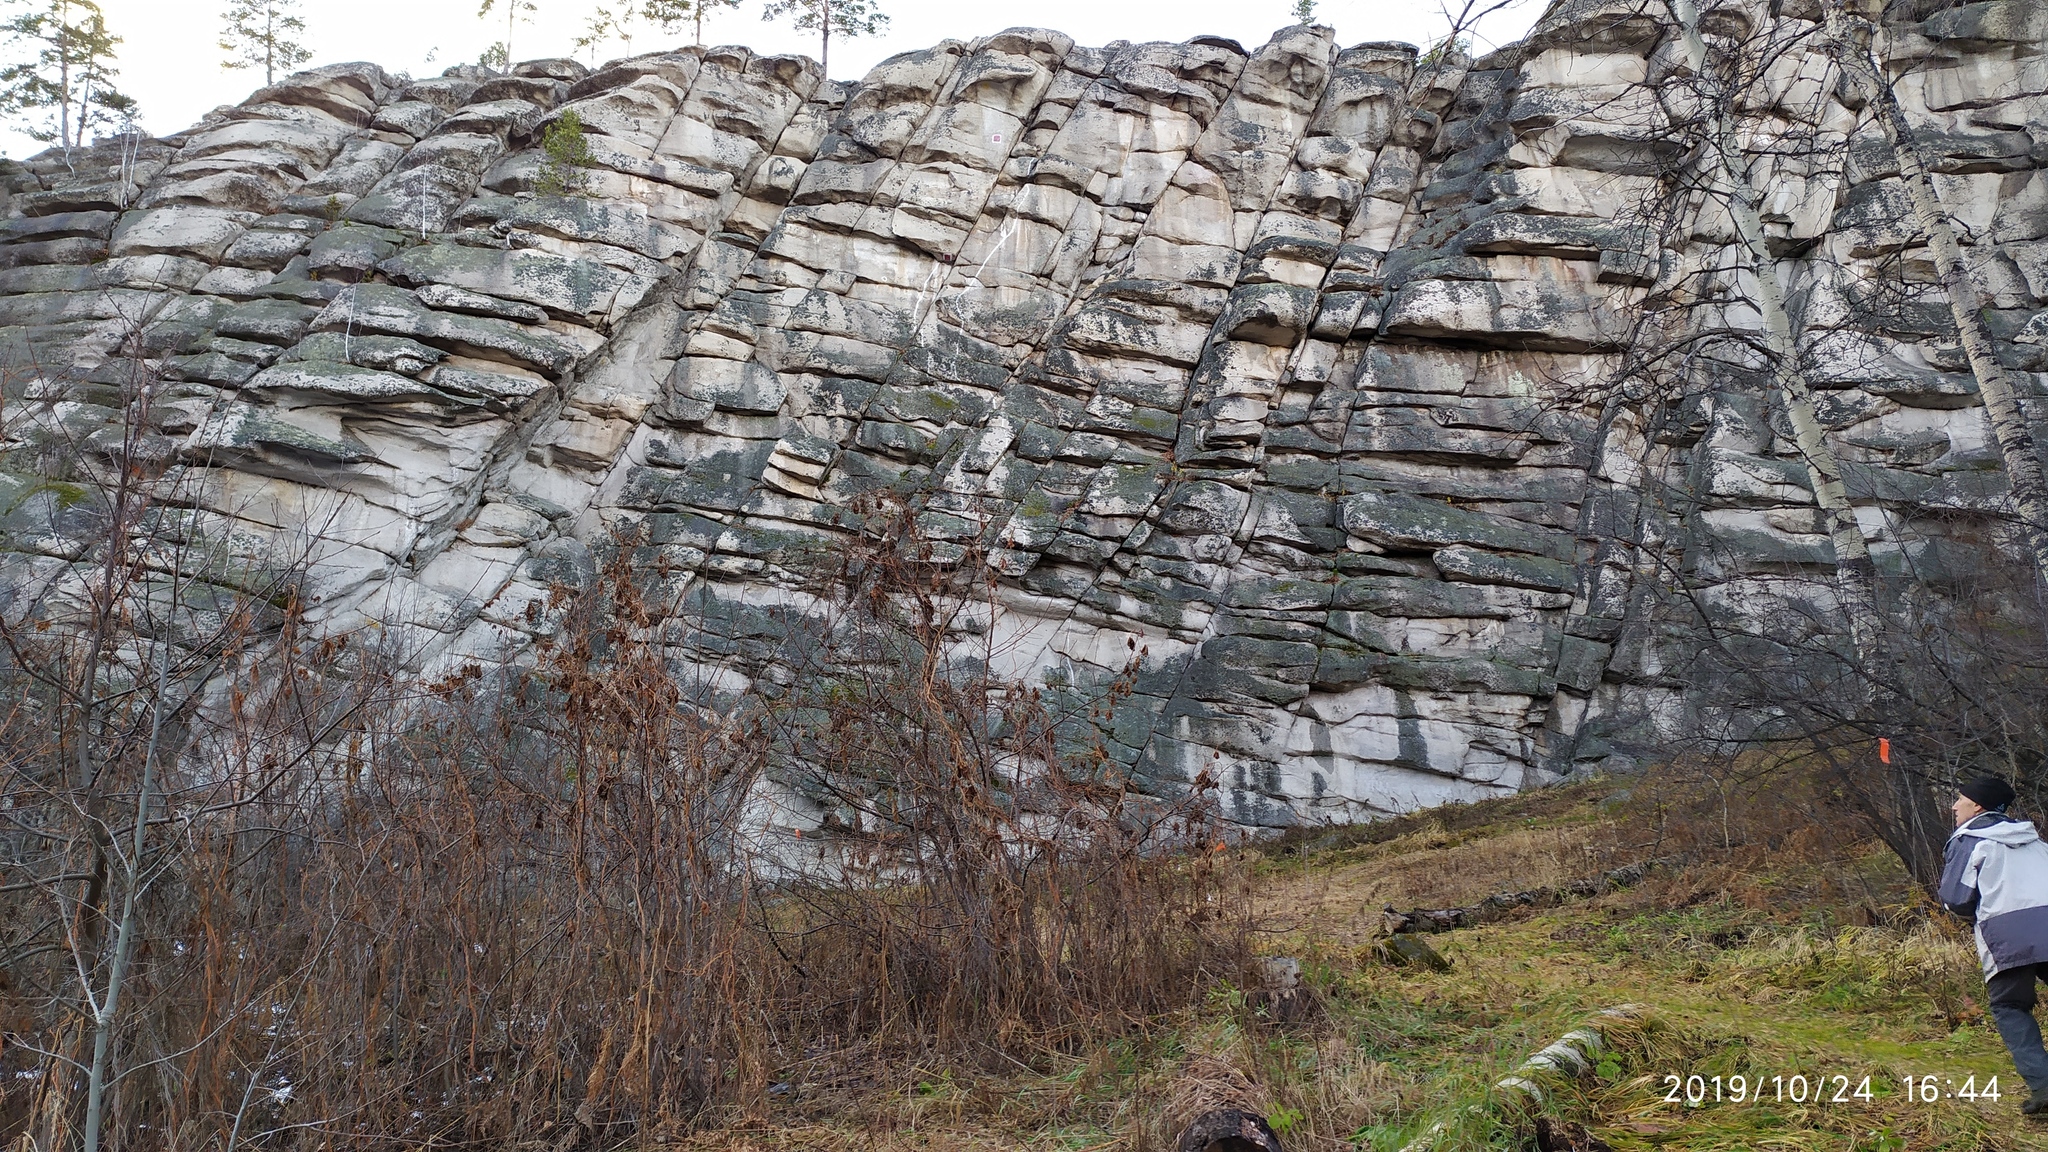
[4,1,2046,827]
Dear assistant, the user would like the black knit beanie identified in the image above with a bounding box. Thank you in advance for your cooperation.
[1960,775,2016,812]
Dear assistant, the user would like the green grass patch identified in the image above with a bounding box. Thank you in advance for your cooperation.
[666,774,2045,1151]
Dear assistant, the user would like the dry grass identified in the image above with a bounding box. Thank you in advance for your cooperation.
[1258,821,1621,949]
[629,762,2043,1152]
[0,508,1247,1151]
[1161,1055,1268,1129]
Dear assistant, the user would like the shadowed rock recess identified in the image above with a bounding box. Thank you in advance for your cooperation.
[4,1,2046,827]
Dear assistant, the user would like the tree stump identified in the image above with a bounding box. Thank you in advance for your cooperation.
[1173,1107,1284,1152]
[1248,956,1311,1022]
[1165,1056,1284,1152]
[1370,932,1451,971]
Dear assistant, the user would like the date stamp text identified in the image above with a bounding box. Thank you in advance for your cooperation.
[1657,1073,2002,1107]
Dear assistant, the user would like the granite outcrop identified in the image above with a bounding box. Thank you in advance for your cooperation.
[5,0,2046,827]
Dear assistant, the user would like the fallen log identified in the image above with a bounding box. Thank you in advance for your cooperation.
[1381,859,1663,936]
[1397,1004,1650,1152]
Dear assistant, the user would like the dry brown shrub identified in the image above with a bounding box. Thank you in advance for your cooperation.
[1162,1054,1268,1134]
[1,493,1245,1150]
[756,501,1246,1068]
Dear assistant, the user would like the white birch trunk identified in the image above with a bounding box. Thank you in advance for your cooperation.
[1827,14,2048,592]
[1668,0,1879,651]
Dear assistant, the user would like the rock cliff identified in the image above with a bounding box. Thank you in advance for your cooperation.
[4,0,2046,826]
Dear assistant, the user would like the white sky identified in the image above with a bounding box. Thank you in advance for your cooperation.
[2,0,1547,160]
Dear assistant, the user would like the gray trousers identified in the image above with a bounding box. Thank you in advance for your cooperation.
[1989,962,2048,1097]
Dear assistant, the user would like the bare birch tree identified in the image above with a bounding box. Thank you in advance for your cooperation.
[1665,0,1878,652]
[476,0,537,71]
[1822,10,2048,593]
[0,309,378,1152]
[1602,3,2048,888]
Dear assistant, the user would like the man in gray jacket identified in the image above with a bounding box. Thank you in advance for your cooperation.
[1940,775,2048,1115]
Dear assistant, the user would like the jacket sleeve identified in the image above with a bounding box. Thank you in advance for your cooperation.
[1937,835,1981,919]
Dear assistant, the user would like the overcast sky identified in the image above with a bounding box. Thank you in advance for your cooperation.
[2,0,1548,160]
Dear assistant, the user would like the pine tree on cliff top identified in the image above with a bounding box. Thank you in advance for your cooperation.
[220,0,311,87]
[644,0,743,47]
[761,0,886,78]
[0,0,135,156]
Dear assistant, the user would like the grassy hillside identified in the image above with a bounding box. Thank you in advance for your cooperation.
[668,769,2042,1151]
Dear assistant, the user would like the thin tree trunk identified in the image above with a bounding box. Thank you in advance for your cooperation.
[78,65,96,150]
[821,0,830,77]
[1828,15,2048,592]
[59,3,74,157]
[80,642,167,1152]
[72,342,164,1152]
[1669,0,1879,650]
